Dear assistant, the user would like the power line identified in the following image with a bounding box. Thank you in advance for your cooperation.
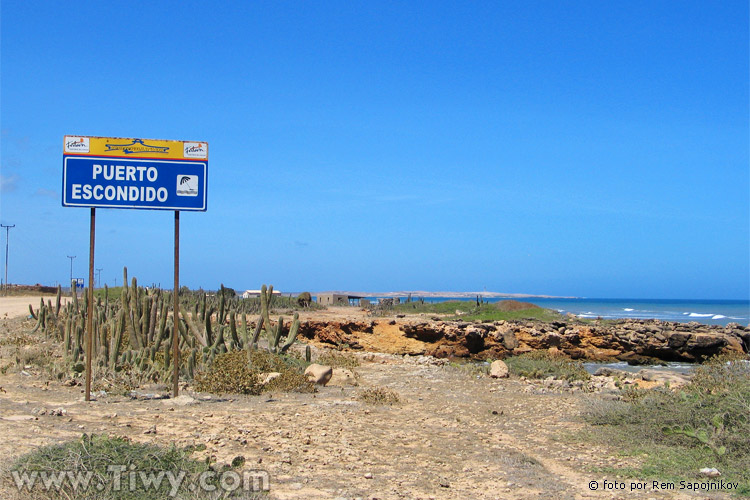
[67,255,76,289]
[1,224,15,293]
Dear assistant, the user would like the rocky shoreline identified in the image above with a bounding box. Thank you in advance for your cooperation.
[298,317,749,363]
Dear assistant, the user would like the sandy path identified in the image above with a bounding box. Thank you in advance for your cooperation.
[0,296,71,319]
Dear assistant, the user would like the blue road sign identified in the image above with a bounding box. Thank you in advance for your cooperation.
[62,156,207,211]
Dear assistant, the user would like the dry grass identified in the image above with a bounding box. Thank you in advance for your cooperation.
[316,350,360,369]
[357,386,401,405]
[195,350,261,395]
[504,350,590,381]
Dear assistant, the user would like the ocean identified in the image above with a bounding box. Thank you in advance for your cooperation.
[528,298,750,326]
[364,296,750,326]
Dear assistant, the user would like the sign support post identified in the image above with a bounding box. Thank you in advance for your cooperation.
[85,208,95,402]
[173,211,180,398]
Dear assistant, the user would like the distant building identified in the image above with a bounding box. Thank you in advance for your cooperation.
[242,289,282,299]
[316,293,364,306]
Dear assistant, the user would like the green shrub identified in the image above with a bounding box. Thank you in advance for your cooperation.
[582,355,750,492]
[504,350,590,381]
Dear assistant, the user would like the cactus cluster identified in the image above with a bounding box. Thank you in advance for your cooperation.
[28,268,304,387]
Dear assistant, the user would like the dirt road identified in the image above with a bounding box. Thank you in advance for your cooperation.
[0,295,71,319]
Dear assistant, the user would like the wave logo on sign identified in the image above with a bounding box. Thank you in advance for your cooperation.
[176,175,198,196]
[105,139,169,155]
[65,136,90,153]
[184,142,208,159]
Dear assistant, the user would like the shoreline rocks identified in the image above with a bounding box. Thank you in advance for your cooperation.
[299,318,748,363]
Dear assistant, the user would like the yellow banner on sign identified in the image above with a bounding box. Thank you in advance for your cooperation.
[63,136,208,160]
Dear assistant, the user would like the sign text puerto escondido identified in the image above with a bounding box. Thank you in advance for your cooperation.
[62,136,208,211]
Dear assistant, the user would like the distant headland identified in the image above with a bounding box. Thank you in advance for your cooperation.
[312,291,579,299]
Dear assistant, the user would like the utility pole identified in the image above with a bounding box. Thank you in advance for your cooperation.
[1,224,15,294]
[96,268,103,289]
[67,255,76,290]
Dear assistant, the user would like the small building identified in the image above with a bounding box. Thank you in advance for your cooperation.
[316,293,365,306]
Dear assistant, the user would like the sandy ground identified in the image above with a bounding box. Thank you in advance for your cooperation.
[0,296,71,319]
[0,296,732,500]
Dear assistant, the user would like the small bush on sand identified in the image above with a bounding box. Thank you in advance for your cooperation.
[357,386,400,405]
[317,350,360,369]
[248,348,307,373]
[195,350,260,395]
[504,350,590,381]
[195,349,314,394]
[263,368,317,393]
[5,434,231,500]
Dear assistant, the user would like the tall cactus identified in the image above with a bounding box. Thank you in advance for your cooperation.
[280,313,300,353]
[121,270,139,350]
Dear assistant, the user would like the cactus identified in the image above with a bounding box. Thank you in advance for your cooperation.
[148,294,158,343]
[219,284,226,325]
[156,300,168,347]
[251,316,263,350]
[211,325,225,350]
[55,285,62,316]
[270,315,284,352]
[109,313,123,368]
[64,319,72,352]
[178,317,192,346]
[662,414,726,455]
[305,344,311,363]
[72,283,79,311]
[229,310,240,347]
[260,285,273,335]
[241,312,249,346]
[181,306,207,346]
[163,332,171,369]
[204,311,213,346]
[121,269,140,350]
[280,313,300,353]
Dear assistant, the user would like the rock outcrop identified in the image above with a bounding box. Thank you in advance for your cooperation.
[298,318,748,363]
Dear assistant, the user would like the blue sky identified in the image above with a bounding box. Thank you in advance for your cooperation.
[1,1,748,298]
